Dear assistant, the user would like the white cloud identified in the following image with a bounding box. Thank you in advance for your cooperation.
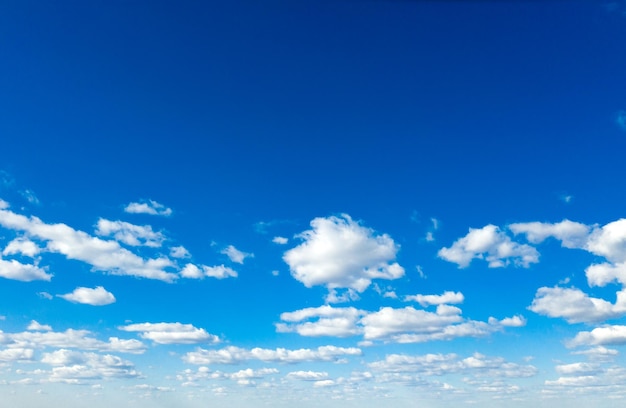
[180,263,237,279]
[0,258,51,282]
[286,370,329,381]
[528,286,626,323]
[585,262,626,288]
[568,325,626,347]
[124,200,172,216]
[276,305,364,337]
[404,291,464,307]
[0,348,34,362]
[0,206,177,282]
[272,236,288,245]
[58,286,116,306]
[170,245,191,259]
[183,345,362,365]
[555,362,600,376]
[221,245,253,264]
[438,225,539,268]
[3,237,40,257]
[27,321,52,331]
[19,189,39,205]
[277,304,519,344]
[41,350,141,383]
[119,322,220,345]
[509,220,590,249]
[585,219,626,263]
[95,219,165,248]
[283,215,404,298]
[3,328,145,354]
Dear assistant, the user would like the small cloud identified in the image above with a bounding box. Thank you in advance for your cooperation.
[617,110,626,131]
[416,265,426,279]
[0,315,5,321]
[221,245,253,264]
[271,270,280,276]
[170,246,191,259]
[58,286,116,306]
[425,232,435,242]
[0,170,15,189]
[431,218,439,230]
[272,236,288,245]
[19,189,40,205]
[27,320,52,331]
[561,194,573,204]
[124,200,172,216]
[38,292,53,300]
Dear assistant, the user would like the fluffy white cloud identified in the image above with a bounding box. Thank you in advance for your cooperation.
[95,219,165,247]
[568,325,626,347]
[404,291,464,307]
[272,236,288,245]
[221,245,253,264]
[3,328,145,354]
[438,225,539,268]
[283,215,404,297]
[586,219,626,263]
[41,350,141,383]
[170,245,191,259]
[180,263,237,279]
[3,237,40,257]
[183,345,362,365]
[124,200,172,216]
[529,286,626,323]
[276,305,364,337]
[0,205,177,282]
[586,262,626,288]
[0,348,34,362]
[555,362,600,376]
[0,258,51,281]
[277,304,520,344]
[509,220,590,249]
[27,321,52,331]
[58,286,116,306]
[369,352,537,378]
[119,322,220,345]
[286,370,329,381]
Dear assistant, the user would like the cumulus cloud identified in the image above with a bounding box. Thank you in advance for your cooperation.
[124,200,172,216]
[27,321,52,331]
[369,352,537,378]
[286,370,329,381]
[3,237,40,257]
[585,262,626,288]
[169,245,191,259]
[404,291,464,307]
[283,215,404,299]
[276,304,521,344]
[585,219,626,263]
[528,286,626,323]
[509,220,590,249]
[0,258,51,282]
[180,263,237,279]
[95,219,165,247]
[41,350,140,383]
[58,286,116,306]
[568,325,626,347]
[221,245,253,264]
[183,345,361,365]
[0,204,177,282]
[0,348,34,362]
[118,322,220,345]
[272,236,288,245]
[438,225,539,268]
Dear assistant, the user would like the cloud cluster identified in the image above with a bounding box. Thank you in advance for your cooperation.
[276,301,524,344]
[95,219,165,247]
[124,200,172,216]
[119,322,220,345]
[180,263,237,279]
[41,349,141,384]
[283,215,404,301]
[183,345,362,365]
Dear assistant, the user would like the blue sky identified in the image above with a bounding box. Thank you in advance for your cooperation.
[1,0,626,406]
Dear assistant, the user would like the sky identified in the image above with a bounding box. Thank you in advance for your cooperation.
[1,0,626,406]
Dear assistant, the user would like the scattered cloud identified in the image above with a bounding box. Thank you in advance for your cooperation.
[169,245,191,259]
[95,219,165,248]
[124,200,172,216]
[3,237,40,257]
[272,236,288,245]
[180,263,237,279]
[286,370,329,381]
[404,291,464,307]
[277,305,364,337]
[119,322,220,345]
[438,225,539,268]
[0,258,51,281]
[0,202,177,282]
[283,214,404,300]
[41,350,141,383]
[568,325,626,347]
[19,189,40,205]
[529,286,626,324]
[509,220,590,249]
[58,286,116,306]
[27,321,52,331]
[221,245,253,264]
[183,345,362,365]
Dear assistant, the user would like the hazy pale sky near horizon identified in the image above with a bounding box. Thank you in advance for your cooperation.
[1,1,626,407]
